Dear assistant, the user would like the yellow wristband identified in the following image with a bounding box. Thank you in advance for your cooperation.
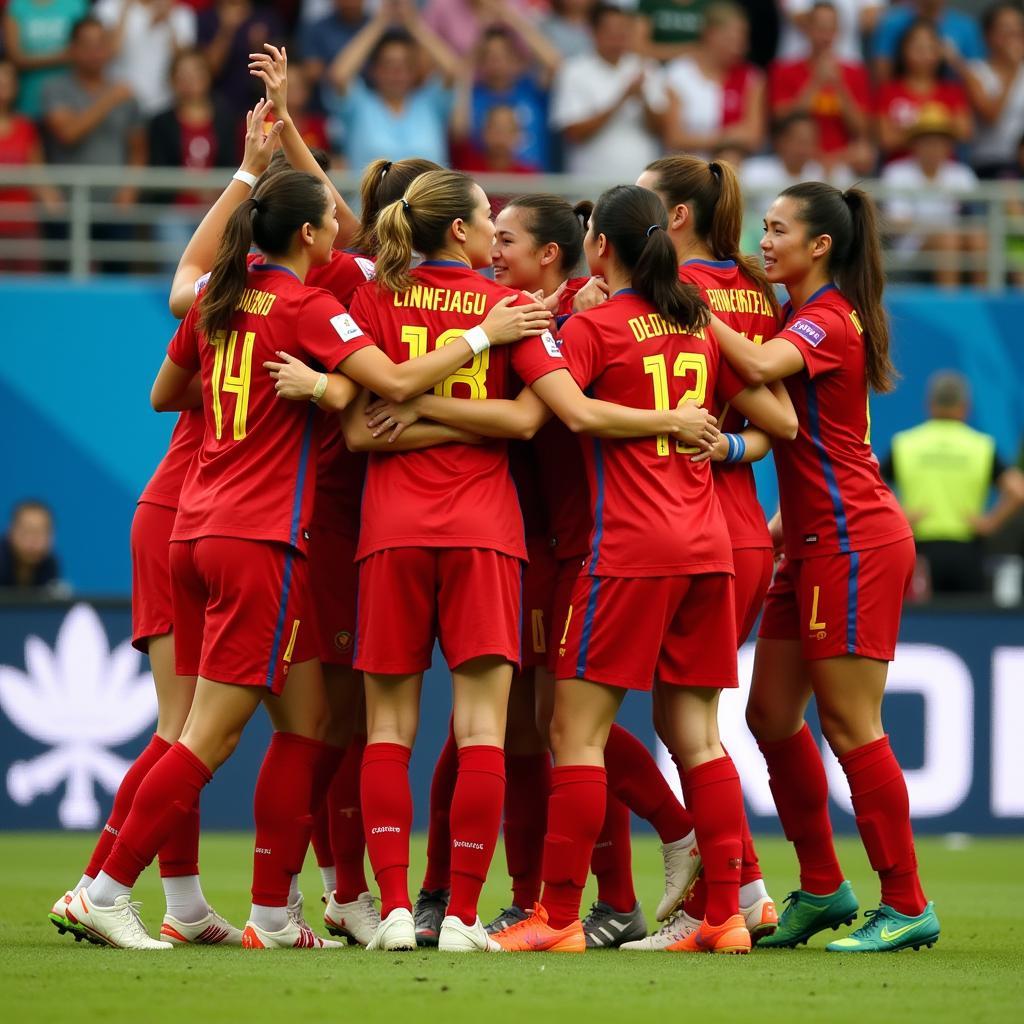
[311,373,328,403]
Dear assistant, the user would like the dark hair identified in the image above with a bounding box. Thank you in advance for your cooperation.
[200,170,328,338]
[369,28,415,65]
[590,2,630,30]
[893,19,949,80]
[591,185,708,332]
[351,156,442,256]
[982,1,1024,35]
[374,169,478,292]
[480,25,517,48]
[169,47,209,81]
[70,15,104,42]
[645,156,778,316]
[780,182,894,393]
[505,194,593,275]
[772,110,818,138]
[11,499,53,525]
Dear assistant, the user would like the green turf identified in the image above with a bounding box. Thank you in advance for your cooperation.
[1,833,1020,1024]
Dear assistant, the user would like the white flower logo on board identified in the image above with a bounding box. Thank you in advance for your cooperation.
[0,604,156,828]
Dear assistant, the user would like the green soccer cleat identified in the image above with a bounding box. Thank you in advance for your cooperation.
[758,881,859,948]
[826,902,940,953]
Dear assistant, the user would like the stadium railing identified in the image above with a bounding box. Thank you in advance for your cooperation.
[0,166,1021,289]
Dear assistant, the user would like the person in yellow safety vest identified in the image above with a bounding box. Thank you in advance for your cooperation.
[880,371,1024,593]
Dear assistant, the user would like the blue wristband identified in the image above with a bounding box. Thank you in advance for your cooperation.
[724,433,745,463]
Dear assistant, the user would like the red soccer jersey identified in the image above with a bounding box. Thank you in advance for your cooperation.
[138,408,205,509]
[556,276,591,319]
[773,284,912,559]
[509,440,549,541]
[533,417,591,562]
[680,259,780,551]
[876,80,969,159]
[560,289,736,578]
[348,261,565,561]
[168,264,376,551]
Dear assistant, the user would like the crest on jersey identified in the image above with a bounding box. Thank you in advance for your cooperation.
[334,630,353,652]
[331,313,365,342]
[789,319,826,348]
[541,330,563,358]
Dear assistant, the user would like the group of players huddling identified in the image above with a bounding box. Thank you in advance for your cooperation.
[47,43,940,957]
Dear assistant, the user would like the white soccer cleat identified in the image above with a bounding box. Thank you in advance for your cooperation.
[438,915,500,952]
[741,894,779,943]
[366,907,417,951]
[656,831,701,921]
[48,890,85,939]
[286,891,311,930]
[324,890,381,947]
[620,909,701,951]
[65,890,173,950]
[241,917,341,949]
[160,908,244,945]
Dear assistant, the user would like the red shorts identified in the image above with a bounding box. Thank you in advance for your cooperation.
[733,547,774,646]
[309,526,358,667]
[170,537,316,695]
[555,573,738,691]
[521,537,558,671]
[547,556,586,674]
[131,501,176,652]
[758,538,915,661]
[355,547,523,674]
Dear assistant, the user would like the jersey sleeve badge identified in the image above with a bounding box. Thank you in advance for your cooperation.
[789,318,827,347]
[331,312,365,342]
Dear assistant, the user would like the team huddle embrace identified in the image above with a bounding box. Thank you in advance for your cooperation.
[48,45,939,958]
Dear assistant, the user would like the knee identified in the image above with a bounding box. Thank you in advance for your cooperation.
[745,696,801,743]
[817,706,875,757]
[180,723,243,772]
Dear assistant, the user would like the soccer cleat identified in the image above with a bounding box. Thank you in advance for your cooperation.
[759,881,859,948]
[485,904,529,934]
[413,887,449,947]
[438,915,500,952]
[581,901,648,949]
[741,895,779,943]
[48,890,86,940]
[826,902,940,953]
[64,890,173,950]
[160,908,243,945]
[656,832,701,920]
[490,903,585,953]
[620,909,701,951]
[367,907,417,951]
[241,918,341,949]
[324,890,381,947]
[665,913,752,955]
[286,891,311,930]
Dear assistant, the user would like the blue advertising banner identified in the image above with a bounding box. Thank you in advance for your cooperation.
[1,601,1020,834]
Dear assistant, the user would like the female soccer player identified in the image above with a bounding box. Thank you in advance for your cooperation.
[64,167,541,952]
[707,182,940,953]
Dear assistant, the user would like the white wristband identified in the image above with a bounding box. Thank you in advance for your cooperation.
[464,326,490,355]
[232,169,258,188]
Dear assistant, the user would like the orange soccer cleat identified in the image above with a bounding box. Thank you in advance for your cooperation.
[665,913,752,955]
[490,903,586,953]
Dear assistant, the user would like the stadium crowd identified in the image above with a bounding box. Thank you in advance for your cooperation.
[0,1,1022,284]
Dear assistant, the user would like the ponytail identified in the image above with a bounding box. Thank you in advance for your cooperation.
[373,197,417,293]
[591,184,709,333]
[200,198,256,339]
[780,181,895,393]
[644,155,778,316]
[351,156,442,256]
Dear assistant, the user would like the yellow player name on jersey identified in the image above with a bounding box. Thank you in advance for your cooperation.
[704,287,773,318]
[235,288,277,317]
[628,312,704,343]
[393,285,488,316]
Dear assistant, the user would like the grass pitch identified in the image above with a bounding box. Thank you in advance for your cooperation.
[1,833,1020,1024]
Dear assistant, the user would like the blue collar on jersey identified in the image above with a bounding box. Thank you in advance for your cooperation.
[418,259,472,269]
[784,282,837,325]
[252,263,300,280]
[611,287,638,297]
[682,258,736,269]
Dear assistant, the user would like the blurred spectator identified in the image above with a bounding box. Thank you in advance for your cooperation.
[198,0,283,117]
[2,0,88,118]
[300,0,368,110]
[0,500,64,591]
[776,0,881,63]
[539,0,595,60]
[873,0,986,83]
[635,0,709,62]
[455,104,538,213]
[1004,134,1024,284]
[550,3,667,177]
[882,371,1024,594]
[881,104,984,288]
[278,61,330,155]
[742,111,854,190]
[451,19,559,172]
[422,0,533,58]
[876,18,972,160]
[964,2,1024,178]
[663,2,765,156]
[326,0,458,169]
[94,1,197,118]
[769,2,872,165]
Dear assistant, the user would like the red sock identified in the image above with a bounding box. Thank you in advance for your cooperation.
[361,742,412,916]
[605,724,692,843]
[332,735,368,903]
[739,809,762,886]
[684,756,743,926]
[310,745,345,871]
[591,794,636,912]
[504,752,550,909]
[251,733,334,907]
[759,724,844,895]
[84,734,171,878]
[421,724,458,892]
[158,797,201,877]
[103,742,211,887]
[448,745,506,925]
[840,736,927,916]
[540,765,607,930]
